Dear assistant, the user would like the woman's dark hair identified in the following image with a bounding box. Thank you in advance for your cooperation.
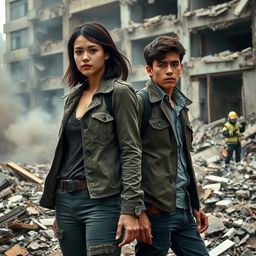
[144,36,186,67]
[63,22,130,87]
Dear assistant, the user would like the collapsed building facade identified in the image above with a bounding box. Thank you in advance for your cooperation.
[3,0,256,123]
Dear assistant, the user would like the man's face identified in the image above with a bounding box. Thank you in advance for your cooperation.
[146,52,183,94]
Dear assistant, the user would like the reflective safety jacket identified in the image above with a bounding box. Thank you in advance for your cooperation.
[222,121,244,144]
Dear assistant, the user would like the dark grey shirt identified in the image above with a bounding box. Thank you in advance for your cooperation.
[156,84,190,209]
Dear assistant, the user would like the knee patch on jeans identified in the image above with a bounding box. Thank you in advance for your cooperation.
[88,243,120,256]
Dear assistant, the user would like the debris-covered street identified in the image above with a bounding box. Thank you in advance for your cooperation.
[0,116,255,256]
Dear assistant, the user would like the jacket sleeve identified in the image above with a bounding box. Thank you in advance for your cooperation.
[113,82,144,215]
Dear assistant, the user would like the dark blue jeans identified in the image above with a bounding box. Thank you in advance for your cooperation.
[55,189,122,256]
[135,209,209,256]
[225,143,241,164]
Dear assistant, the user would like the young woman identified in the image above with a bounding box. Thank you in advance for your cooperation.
[40,22,143,256]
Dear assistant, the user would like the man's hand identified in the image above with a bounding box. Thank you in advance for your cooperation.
[137,211,152,244]
[52,218,57,235]
[116,214,139,247]
[192,209,208,233]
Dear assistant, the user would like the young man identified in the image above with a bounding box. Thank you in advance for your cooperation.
[135,36,209,256]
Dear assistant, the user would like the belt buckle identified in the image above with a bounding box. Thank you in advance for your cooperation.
[64,180,76,192]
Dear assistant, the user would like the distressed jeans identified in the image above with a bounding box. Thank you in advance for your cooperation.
[55,188,121,256]
[135,208,209,256]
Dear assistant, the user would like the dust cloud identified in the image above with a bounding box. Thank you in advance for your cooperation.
[0,72,62,164]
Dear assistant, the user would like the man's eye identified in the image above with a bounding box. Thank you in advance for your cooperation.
[172,62,179,68]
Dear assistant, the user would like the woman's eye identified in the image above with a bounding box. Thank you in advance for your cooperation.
[75,50,82,55]
[89,48,97,54]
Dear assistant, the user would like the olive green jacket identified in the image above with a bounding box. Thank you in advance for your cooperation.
[40,78,143,215]
[138,79,200,212]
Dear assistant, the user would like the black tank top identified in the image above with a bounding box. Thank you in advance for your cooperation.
[57,107,86,179]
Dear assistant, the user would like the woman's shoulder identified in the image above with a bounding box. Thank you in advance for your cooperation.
[113,79,135,93]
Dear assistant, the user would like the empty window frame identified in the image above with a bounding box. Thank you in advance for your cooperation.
[10,0,28,20]
[10,60,29,82]
[131,0,177,23]
[190,0,233,10]
[11,29,28,50]
[42,0,60,7]
[190,20,252,57]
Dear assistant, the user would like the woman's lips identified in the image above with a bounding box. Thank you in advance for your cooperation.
[81,65,92,70]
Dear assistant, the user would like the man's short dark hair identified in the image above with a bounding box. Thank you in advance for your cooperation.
[144,36,186,67]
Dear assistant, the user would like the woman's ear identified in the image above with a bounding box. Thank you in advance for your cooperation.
[105,53,110,61]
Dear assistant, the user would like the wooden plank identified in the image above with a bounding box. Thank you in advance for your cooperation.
[4,244,29,256]
[209,239,235,256]
[7,162,43,184]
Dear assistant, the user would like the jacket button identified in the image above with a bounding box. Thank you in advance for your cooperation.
[158,122,162,128]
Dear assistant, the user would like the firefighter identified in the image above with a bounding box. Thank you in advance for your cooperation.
[222,111,246,169]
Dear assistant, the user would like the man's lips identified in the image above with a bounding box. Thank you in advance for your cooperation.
[164,78,175,82]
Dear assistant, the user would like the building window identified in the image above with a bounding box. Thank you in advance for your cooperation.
[11,29,28,50]
[10,0,28,20]
[10,60,29,82]
[42,0,60,7]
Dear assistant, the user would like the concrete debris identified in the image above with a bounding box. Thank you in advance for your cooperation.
[0,114,256,255]
[128,14,177,32]
[183,0,242,18]
[234,0,250,16]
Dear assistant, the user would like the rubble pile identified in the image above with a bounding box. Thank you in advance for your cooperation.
[0,116,256,255]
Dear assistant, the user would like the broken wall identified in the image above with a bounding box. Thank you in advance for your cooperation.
[243,70,256,117]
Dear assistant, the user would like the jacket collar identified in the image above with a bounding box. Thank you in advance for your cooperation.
[146,78,192,107]
[63,78,116,99]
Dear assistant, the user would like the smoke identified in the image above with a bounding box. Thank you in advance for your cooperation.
[0,71,63,164]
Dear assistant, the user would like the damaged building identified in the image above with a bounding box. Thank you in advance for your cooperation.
[3,0,256,122]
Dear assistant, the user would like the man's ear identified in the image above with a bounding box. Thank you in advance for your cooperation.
[146,65,153,77]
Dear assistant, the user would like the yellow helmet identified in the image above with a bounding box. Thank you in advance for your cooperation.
[228,111,238,119]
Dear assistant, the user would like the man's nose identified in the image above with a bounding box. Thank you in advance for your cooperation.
[166,65,173,73]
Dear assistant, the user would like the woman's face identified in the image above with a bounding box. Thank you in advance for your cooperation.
[73,35,109,80]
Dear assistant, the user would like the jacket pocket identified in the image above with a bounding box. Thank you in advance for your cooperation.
[149,118,170,130]
[91,112,114,140]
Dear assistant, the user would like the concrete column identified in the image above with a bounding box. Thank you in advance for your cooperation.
[178,0,191,94]
[28,0,38,108]
[62,9,70,86]
[119,1,132,64]
[252,0,256,64]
